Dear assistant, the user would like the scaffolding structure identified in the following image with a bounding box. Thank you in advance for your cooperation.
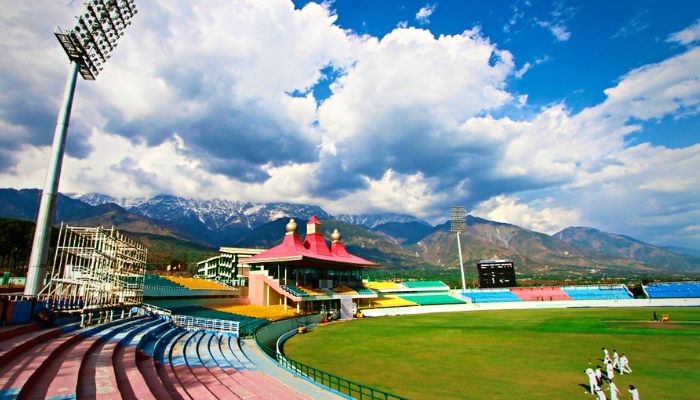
[41,225,147,312]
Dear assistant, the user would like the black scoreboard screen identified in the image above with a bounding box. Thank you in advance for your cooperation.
[477,260,517,288]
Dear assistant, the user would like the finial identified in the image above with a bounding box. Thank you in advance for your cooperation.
[331,229,342,243]
[286,219,298,235]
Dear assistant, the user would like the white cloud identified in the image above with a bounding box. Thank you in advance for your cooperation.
[473,195,581,235]
[415,4,437,25]
[667,19,700,45]
[537,20,571,41]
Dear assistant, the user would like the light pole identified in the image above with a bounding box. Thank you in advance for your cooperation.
[25,0,138,296]
[450,206,467,292]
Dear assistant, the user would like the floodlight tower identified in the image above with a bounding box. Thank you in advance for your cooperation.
[450,206,467,292]
[24,0,138,296]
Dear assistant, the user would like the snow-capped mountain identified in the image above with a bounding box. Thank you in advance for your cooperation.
[336,213,431,228]
[72,193,332,241]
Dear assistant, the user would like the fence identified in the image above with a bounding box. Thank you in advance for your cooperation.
[172,314,240,335]
[255,316,407,400]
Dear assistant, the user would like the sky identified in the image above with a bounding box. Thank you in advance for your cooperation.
[0,0,699,248]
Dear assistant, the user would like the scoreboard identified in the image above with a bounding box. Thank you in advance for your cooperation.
[477,259,517,288]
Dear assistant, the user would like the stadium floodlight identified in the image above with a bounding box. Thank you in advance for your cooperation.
[24,0,138,297]
[450,206,467,292]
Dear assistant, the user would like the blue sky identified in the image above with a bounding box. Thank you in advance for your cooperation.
[0,1,699,249]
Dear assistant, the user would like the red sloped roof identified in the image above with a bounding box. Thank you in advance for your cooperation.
[243,218,376,268]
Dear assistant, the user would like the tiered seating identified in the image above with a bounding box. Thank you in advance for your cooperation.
[563,285,634,300]
[300,286,327,296]
[398,294,465,305]
[354,286,376,295]
[365,281,403,290]
[171,305,268,337]
[370,297,417,308]
[165,276,234,291]
[332,285,359,295]
[144,274,183,288]
[206,304,298,321]
[402,280,450,290]
[461,289,522,303]
[645,282,700,298]
[511,287,571,301]
[282,284,309,297]
[0,310,312,399]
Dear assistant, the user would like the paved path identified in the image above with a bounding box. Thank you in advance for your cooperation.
[239,339,347,400]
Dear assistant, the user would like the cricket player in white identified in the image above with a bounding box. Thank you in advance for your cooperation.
[609,381,620,400]
[595,388,607,400]
[619,354,632,374]
[628,385,640,400]
[606,360,615,381]
[586,368,599,394]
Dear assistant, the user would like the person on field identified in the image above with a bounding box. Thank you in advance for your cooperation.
[595,387,607,400]
[620,354,632,374]
[606,360,615,381]
[586,368,599,394]
[612,350,620,369]
[596,365,604,386]
[628,385,640,400]
[602,347,611,363]
[609,381,620,400]
[653,311,659,321]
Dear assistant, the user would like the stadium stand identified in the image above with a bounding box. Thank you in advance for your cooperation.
[281,284,309,298]
[0,311,309,400]
[511,287,571,301]
[402,281,450,290]
[365,281,403,290]
[206,304,298,321]
[461,289,522,303]
[332,285,359,295]
[644,282,700,298]
[398,293,466,305]
[164,276,235,291]
[563,285,634,300]
[171,305,268,337]
[144,274,182,288]
[369,297,418,308]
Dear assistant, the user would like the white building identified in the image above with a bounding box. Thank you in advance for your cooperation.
[196,247,264,286]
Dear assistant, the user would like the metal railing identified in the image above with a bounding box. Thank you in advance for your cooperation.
[255,318,407,400]
[172,314,239,335]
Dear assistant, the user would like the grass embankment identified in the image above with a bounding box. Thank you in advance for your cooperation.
[284,307,700,399]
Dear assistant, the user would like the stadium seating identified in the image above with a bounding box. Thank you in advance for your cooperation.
[332,285,359,295]
[402,281,450,290]
[0,311,308,399]
[398,294,466,305]
[164,276,235,291]
[144,274,183,288]
[365,281,403,290]
[461,289,522,303]
[511,287,571,301]
[563,285,634,300]
[170,305,268,337]
[281,284,309,298]
[644,282,700,298]
[206,304,298,321]
[370,297,418,308]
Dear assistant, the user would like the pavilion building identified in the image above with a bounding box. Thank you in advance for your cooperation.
[243,216,378,318]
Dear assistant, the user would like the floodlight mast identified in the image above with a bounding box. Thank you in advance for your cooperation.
[450,206,467,292]
[24,0,138,297]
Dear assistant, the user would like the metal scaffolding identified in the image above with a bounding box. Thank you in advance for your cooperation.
[41,224,147,312]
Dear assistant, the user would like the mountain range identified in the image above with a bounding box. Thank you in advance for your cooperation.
[1,188,698,276]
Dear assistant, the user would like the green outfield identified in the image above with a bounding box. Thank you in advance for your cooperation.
[284,307,700,399]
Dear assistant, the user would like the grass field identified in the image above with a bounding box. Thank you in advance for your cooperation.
[284,307,700,399]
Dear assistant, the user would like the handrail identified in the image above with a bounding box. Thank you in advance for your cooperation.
[255,322,407,400]
[171,314,240,335]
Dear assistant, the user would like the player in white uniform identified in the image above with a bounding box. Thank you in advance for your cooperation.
[628,385,640,400]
